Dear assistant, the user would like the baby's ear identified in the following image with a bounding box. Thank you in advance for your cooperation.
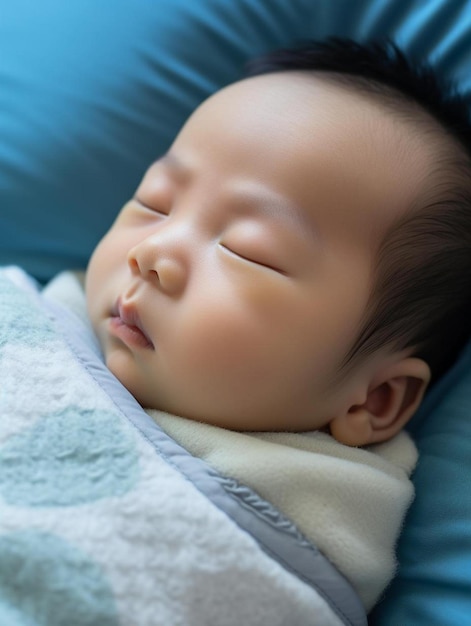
[330,357,431,447]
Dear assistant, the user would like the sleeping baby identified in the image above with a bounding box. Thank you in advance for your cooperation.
[45,38,471,612]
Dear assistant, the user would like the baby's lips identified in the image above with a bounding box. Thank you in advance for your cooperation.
[116,296,154,348]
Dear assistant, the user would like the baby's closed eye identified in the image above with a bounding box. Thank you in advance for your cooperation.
[219,221,288,274]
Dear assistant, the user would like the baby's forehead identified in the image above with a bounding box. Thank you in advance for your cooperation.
[209,71,437,159]
[179,71,443,240]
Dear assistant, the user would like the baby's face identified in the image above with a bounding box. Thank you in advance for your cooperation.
[86,72,430,431]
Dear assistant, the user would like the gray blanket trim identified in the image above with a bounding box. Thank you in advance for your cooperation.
[45,298,367,626]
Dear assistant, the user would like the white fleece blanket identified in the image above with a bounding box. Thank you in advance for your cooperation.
[0,266,367,626]
[151,412,418,611]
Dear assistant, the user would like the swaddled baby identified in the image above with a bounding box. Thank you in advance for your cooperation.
[73,39,470,610]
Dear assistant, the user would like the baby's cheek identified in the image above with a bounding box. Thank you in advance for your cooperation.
[172,273,299,382]
[183,315,245,370]
[174,303,263,377]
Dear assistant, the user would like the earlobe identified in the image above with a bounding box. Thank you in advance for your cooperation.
[330,357,431,447]
[330,409,375,447]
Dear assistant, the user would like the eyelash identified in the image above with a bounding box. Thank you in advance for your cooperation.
[135,197,169,217]
[219,243,285,275]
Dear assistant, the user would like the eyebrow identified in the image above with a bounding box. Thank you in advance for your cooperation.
[157,152,319,242]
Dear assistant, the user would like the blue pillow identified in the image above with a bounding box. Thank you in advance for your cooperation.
[371,338,471,624]
[2,1,471,623]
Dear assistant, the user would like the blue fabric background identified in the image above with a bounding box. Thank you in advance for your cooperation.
[1,1,471,622]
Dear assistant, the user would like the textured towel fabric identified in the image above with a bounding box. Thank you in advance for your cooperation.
[46,270,417,612]
[0,265,368,626]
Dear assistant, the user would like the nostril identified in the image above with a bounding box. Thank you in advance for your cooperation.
[127,242,186,294]
[128,255,140,275]
[148,269,160,283]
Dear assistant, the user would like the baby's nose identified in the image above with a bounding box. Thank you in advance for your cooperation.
[127,236,187,296]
